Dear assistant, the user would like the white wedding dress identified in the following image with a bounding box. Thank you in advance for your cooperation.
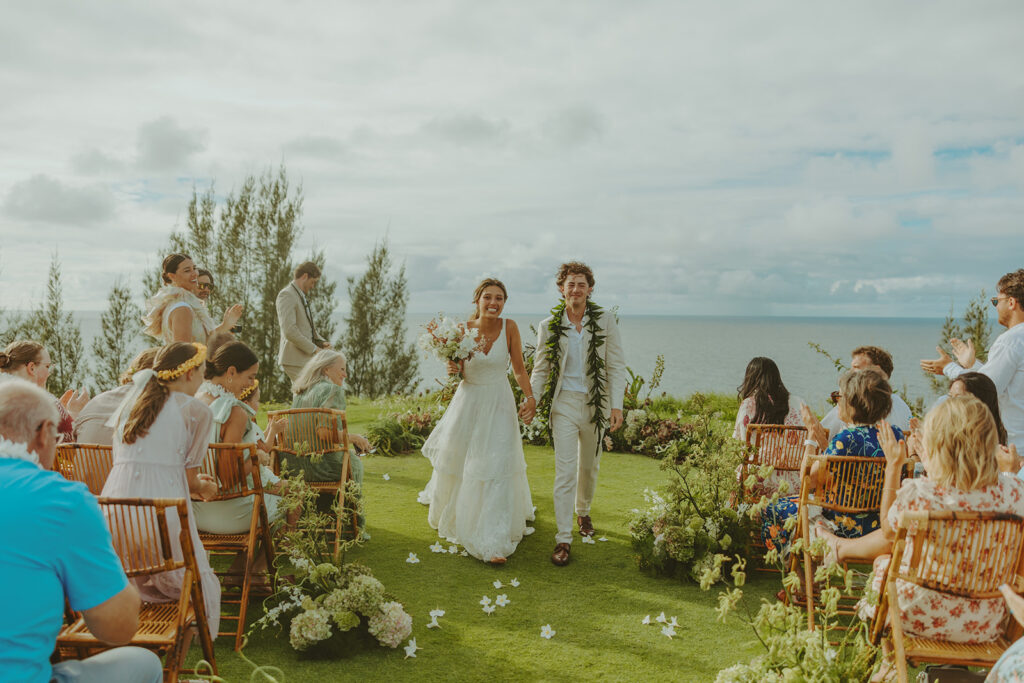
[421,320,535,561]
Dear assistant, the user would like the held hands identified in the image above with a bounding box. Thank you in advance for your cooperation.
[60,388,91,418]
[222,304,244,328]
[950,337,977,368]
[920,346,953,376]
[518,396,536,424]
[876,419,908,470]
[800,404,828,450]
[609,408,624,433]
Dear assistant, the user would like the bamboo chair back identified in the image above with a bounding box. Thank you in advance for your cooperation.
[196,443,275,651]
[57,497,217,682]
[268,408,350,482]
[745,424,808,472]
[872,510,1024,680]
[54,443,113,495]
[809,453,887,514]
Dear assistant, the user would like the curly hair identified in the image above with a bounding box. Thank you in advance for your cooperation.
[923,395,999,490]
[555,261,595,289]
[997,269,1024,306]
[851,345,894,379]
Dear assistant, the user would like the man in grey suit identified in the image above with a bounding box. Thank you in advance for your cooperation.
[277,261,330,381]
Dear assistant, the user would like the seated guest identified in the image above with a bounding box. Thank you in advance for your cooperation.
[815,346,913,444]
[0,378,162,683]
[287,349,372,529]
[733,356,806,498]
[763,369,900,552]
[1,340,89,443]
[73,348,160,445]
[822,397,1024,678]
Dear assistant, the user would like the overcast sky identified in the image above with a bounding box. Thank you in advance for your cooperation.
[2,2,1023,319]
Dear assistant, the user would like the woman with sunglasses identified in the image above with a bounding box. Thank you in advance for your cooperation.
[143,254,243,344]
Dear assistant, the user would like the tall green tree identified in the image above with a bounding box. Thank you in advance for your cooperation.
[341,240,419,398]
[928,290,992,395]
[306,247,338,343]
[147,166,339,401]
[91,281,142,392]
[21,255,86,395]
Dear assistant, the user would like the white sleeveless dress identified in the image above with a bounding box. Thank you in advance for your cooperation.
[421,320,535,561]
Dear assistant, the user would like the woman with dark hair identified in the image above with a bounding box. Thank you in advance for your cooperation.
[733,357,806,442]
[100,342,220,639]
[1,339,89,442]
[950,371,1009,446]
[142,253,242,344]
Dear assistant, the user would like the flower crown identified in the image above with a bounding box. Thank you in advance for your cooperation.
[239,378,259,401]
[156,343,207,381]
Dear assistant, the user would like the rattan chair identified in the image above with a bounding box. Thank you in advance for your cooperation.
[195,443,275,650]
[869,510,1024,682]
[54,443,113,495]
[268,407,355,557]
[57,497,217,682]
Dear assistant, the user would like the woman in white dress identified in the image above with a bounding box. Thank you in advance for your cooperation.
[100,342,221,640]
[142,253,243,344]
[421,278,536,564]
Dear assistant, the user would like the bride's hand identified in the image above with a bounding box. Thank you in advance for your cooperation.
[446,360,464,375]
[518,397,536,423]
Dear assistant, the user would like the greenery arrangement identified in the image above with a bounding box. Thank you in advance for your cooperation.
[364,399,444,456]
[628,394,755,582]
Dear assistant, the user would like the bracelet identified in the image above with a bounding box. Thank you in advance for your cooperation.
[524,396,535,402]
[803,439,819,447]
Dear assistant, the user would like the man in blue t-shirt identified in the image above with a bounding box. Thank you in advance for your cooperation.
[0,377,162,683]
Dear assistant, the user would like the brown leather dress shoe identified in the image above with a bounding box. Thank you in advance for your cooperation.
[551,543,570,566]
[577,515,595,537]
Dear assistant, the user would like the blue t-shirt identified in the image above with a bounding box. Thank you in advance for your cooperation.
[0,458,129,683]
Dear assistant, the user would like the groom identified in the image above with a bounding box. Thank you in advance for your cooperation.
[528,261,626,566]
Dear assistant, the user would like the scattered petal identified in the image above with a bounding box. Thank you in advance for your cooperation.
[598,536,609,542]
[509,578,520,587]
[426,618,440,629]
[460,550,469,557]
[429,542,445,554]
[641,615,651,625]
[493,579,503,589]
[483,604,496,614]
[479,595,492,606]
[448,545,458,554]
[382,473,391,481]
[540,624,555,639]
[404,637,420,658]
[495,594,510,607]
[429,608,446,619]
[581,535,596,545]
[669,616,679,628]
[406,553,420,564]
[661,625,676,639]
[655,612,667,623]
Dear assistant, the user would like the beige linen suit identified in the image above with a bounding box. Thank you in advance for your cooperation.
[530,306,626,545]
[276,283,326,380]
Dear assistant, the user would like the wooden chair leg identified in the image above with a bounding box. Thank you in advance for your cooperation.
[887,581,908,683]
[801,508,815,629]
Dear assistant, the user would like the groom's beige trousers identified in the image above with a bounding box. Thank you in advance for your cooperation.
[551,391,601,545]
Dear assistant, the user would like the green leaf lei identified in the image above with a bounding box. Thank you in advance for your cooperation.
[536,299,608,455]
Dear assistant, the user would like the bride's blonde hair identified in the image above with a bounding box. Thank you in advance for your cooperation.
[922,395,1000,490]
[469,278,508,321]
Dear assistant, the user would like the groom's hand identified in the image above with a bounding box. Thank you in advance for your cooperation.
[609,409,623,432]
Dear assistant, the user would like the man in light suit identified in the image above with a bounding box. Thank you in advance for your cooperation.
[277,261,330,381]
[529,261,626,566]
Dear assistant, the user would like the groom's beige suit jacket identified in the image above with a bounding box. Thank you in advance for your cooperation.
[530,306,627,420]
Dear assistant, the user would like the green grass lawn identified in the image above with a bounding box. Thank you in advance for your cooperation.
[207,400,777,682]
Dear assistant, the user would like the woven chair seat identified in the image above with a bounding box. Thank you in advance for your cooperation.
[198,531,250,546]
[902,634,1012,666]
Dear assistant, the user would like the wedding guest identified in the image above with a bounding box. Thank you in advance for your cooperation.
[196,268,214,303]
[276,261,331,381]
[101,342,221,640]
[815,346,912,444]
[1,340,89,443]
[73,347,160,445]
[763,369,900,553]
[143,253,242,344]
[287,349,371,532]
[922,268,1024,454]
[0,377,162,683]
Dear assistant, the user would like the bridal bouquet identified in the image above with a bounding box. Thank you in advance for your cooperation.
[418,316,481,381]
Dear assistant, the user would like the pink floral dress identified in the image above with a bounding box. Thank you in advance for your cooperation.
[859,474,1024,643]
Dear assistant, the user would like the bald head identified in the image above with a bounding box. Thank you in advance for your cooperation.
[0,377,59,466]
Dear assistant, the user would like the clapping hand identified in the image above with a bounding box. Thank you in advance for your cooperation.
[60,388,91,418]
[920,346,953,376]
[222,304,244,328]
[265,416,286,445]
[800,404,828,450]
[950,337,977,368]
[876,419,908,470]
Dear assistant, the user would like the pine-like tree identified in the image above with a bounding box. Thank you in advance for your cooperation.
[306,247,338,343]
[91,281,142,392]
[23,255,86,395]
[928,290,993,395]
[341,240,419,398]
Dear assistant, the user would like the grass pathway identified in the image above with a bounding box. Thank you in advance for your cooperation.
[205,402,777,681]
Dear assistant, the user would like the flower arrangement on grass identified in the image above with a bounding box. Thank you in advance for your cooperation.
[364,403,445,456]
[250,476,411,654]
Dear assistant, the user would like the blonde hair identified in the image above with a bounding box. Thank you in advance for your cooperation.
[922,395,1000,490]
[292,349,346,396]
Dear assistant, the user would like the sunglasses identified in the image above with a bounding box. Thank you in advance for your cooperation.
[197,282,214,292]
[991,296,1009,307]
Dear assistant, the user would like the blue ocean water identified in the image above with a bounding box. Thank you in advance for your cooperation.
[74,311,959,407]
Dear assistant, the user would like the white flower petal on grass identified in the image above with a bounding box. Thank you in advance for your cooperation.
[429,608,446,619]
[598,536,609,542]
[655,612,667,623]
[404,638,420,658]
[383,473,391,481]
[669,616,679,628]
[510,578,520,587]
[483,604,496,615]
[426,618,440,629]
[580,535,596,545]
[448,545,458,554]
[540,624,555,639]
[493,580,503,589]
[495,594,510,607]
[479,595,492,606]
[429,542,445,554]
[460,550,469,557]
[641,615,651,625]
[661,625,676,639]
[406,553,420,564]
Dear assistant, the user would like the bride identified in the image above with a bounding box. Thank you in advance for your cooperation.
[421,278,536,564]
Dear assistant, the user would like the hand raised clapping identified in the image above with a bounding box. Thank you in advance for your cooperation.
[949,337,977,368]
[876,419,908,470]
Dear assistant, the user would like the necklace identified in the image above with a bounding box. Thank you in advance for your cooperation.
[199,381,235,400]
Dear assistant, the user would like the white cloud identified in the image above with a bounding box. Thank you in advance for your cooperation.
[135,117,208,171]
[3,175,115,225]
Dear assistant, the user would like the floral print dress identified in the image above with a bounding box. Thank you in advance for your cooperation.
[858,474,1024,644]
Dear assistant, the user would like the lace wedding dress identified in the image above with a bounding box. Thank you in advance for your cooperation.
[421,320,535,561]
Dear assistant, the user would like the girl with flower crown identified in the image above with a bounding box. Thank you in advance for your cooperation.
[100,342,221,639]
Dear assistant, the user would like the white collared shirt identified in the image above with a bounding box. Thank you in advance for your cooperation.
[561,315,588,393]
